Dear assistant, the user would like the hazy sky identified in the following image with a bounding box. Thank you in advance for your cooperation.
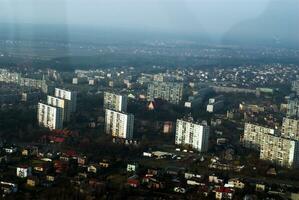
[0,0,270,34]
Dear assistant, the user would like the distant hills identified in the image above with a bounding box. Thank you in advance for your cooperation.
[222,0,299,48]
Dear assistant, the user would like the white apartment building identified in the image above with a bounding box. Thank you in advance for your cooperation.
[37,102,63,130]
[47,95,70,122]
[175,118,210,152]
[54,88,77,112]
[260,134,299,168]
[243,122,299,168]
[104,92,127,112]
[281,117,299,140]
[105,109,134,139]
[147,82,183,104]
[242,123,276,150]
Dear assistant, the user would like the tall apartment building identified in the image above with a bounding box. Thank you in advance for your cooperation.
[292,76,299,96]
[242,123,299,168]
[54,88,77,112]
[105,109,134,139]
[103,92,127,112]
[260,134,299,168]
[175,118,210,152]
[47,95,70,122]
[281,117,299,140]
[147,82,183,104]
[286,99,299,119]
[242,123,276,150]
[37,102,63,130]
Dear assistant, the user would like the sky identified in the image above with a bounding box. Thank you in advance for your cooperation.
[0,0,270,34]
[0,0,298,47]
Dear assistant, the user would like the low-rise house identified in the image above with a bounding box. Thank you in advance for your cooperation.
[127,163,139,173]
[34,162,52,173]
[27,176,39,187]
[227,178,245,189]
[87,164,101,174]
[99,160,110,168]
[215,187,234,199]
[3,146,17,154]
[256,183,266,192]
[0,181,18,194]
[127,175,140,188]
[77,156,88,166]
[16,165,32,178]
[209,174,224,185]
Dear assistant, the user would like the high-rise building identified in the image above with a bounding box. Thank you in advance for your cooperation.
[260,134,299,168]
[47,95,70,122]
[103,92,127,112]
[281,117,299,140]
[291,76,299,96]
[54,88,77,112]
[147,82,183,104]
[242,123,299,168]
[105,109,134,139]
[242,123,276,150]
[175,118,209,152]
[286,98,299,119]
[37,102,63,130]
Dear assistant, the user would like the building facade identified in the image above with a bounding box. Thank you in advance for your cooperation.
[37,102,63,130]
[47,95,70,122]
[104,92,128,112]
[147,82,183,104]
[287,99,299,119]
[281,117,299,140]
[175,118,209,152]
[242,123,276,150]
[260,134,299,168]
[105,109,134,139]
[54,88,77,112]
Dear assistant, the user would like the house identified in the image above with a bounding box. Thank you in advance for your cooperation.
[16,165,32,178]
[3,146,17,154]
[147,178,164,190]
[87,164,101,174]
[21,146,38,157]
[0,181,18,194]
[215,187,234,199]
[77,156,88,166]
[99,160,110,168]
[256,183,266,192]
[147,168,161,176]
[34,162,51,173]
[227,178,245,189]
[209,174,224,185]
[27,176,39,187]
[187,177,205,186]
[127,163,139,173]
[46,175,56,182]
[127,175,140,188]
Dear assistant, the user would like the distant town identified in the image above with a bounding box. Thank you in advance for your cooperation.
[0,63,299,199]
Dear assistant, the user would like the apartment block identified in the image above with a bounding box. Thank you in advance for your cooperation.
[104,92,127,112]
[242,123,276,150]
[260,134,299,168]
[47,95,70,122]
[54,88,77,112]
[37,102,63,130]
[147,82,183,104]
[105,109,134,139]
[175,118,210,152]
